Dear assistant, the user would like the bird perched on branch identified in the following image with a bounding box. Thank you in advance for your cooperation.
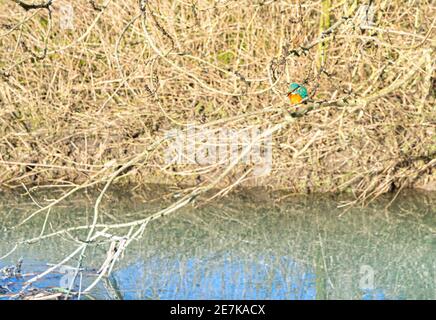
[287,83,308,105]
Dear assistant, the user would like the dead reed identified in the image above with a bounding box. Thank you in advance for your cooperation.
[0,0,434,199]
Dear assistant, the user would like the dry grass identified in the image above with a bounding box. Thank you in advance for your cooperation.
[0,0,435,202]
[2,0,436,298]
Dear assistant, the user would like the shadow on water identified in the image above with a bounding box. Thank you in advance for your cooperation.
[0,187,435,299]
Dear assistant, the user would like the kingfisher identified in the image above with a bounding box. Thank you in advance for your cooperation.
[287,83,308,105]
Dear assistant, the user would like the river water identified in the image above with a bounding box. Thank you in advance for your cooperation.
[0,188,434,299]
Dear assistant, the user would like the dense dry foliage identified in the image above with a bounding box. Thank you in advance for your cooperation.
[0,0,435,201]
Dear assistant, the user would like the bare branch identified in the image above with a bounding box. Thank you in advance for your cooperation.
[11,0,52,11]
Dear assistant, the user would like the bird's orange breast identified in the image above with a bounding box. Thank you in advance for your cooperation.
[288,93,303,105]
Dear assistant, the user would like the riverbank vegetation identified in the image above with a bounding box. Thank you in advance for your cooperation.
[0,0,434,199]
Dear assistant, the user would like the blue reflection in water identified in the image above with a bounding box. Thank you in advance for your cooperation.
[0,263,63,298]
[113,256,317,300]
[362,289,386,300]
[1,258,392,300]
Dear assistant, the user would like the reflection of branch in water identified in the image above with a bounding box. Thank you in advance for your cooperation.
[103,275,123,300]
[1,191,434,299]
